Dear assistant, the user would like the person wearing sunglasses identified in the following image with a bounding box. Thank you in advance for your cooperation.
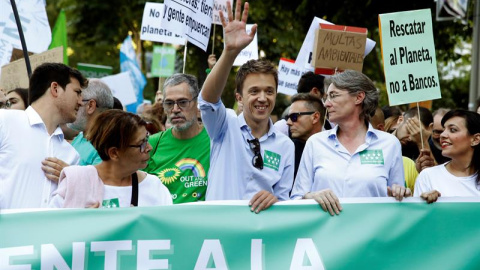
[143,74,210,204]
[199,0,294,213]
[67,79,114,166]
[285,93,324,179]
[49,110,172,208]
[291,70,409,216]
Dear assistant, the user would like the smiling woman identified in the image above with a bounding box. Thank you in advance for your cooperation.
[414,110,480,203]
[49,110,173,208]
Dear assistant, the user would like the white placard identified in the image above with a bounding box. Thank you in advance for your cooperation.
[232,24,258,66]
[100,72,138,106]
[277,58,309,96]
[161,0,214,51]
[140,2,186,45]
[295,17,376,70]
[212,0,233,25]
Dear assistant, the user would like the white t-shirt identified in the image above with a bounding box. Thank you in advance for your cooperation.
[414,163,480,197]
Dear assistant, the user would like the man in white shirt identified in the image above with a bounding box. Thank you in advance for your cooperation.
[0,62,88,209]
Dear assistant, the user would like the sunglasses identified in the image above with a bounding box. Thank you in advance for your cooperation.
[128,133,150,153]
[247,138,263,170]
[284,112,315,122]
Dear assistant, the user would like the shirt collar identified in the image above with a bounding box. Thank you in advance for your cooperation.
[238,113,276,139]
[327,122,378,145]
[26,106,65,138]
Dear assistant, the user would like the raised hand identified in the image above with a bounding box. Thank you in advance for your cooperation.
[219,0,257,54]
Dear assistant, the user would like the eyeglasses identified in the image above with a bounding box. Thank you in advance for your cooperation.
[284,111,315,122]
[322,92,349,103]
[128,133,150,153]
[0,101,10,109]
[163,96,197,110]
[247,138,263,170]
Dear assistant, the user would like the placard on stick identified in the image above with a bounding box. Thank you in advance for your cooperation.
[0,47,63,91]
[312,24,367,74]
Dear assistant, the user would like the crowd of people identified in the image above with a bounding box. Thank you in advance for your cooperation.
[1,0,480,215]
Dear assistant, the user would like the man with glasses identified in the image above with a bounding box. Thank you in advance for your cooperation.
[199,0,294,213]
[0,63,88,209]
[68,79,114,165]
[285,93,324,178]
[143,74,210,204]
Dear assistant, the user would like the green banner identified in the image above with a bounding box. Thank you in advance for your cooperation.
[77,63,113,79]
[151,45,176,78]
[1,200,480,269]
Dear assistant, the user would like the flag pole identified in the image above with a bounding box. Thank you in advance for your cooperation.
[182,41,188,74]
[10,0,32,79]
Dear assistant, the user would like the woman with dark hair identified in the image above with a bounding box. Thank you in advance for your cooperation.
[291,70,408,215]
[414,110,480,203]
[49,110,172,208]
[6,88,28,110]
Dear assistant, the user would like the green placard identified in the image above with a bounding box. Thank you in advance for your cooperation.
[151,45,176,77]
[379,9,442,106]
[77,63,113,78]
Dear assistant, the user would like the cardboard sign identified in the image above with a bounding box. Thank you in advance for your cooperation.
[379,9,441,106]
[100,72,137,106]
[0,47,63,91]
[140,2,186,45]
[151,45,176,77]
[232,25,258,66]
[161,0,213,51]
[77,63,113,78]
[277,58,309,96]
[212,0,233,25]
[312,24,367,73]
[296,17,376,71]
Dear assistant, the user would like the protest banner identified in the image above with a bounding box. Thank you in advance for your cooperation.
[151,45,176,77]
[77,63,113,78]
[161,0,214,51]
[232,24,258,66]
[312,24,367,74]
[379,9,442,106]
[277,58,309,96]
[2,198,480,269]
[212,0,233,25]
[296,17,376,72]
[100,72,137,107]
[0,47,63,91]
[140,2,186,45]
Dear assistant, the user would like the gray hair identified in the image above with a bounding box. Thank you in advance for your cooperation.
[82,79,114,111]
[163,73,199,99]
[326,70,378,122]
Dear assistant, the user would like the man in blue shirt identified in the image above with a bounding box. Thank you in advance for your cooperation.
[199,0,294,213]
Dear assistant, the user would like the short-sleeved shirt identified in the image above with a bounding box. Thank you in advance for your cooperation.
[71,132,102,166]
[0,107,80,209]
[198,96,294,201]
[291,124,405,199]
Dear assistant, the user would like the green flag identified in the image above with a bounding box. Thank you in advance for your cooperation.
[49,10,68,65]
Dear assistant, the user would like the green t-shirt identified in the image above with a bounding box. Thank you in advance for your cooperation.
[143,127,210,204]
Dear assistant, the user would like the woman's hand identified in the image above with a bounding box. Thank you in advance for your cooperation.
[387,184,412,201]
[420,190,441,204]
[304,189,342,216]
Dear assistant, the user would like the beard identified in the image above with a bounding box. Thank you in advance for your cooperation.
[67,108,87,131]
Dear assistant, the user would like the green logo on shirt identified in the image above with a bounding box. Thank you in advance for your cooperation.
[102,198,120,208]
[359,149,384,165]
[264,150,281,171]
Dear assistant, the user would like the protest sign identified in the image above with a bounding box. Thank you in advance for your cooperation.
[212,0,233,25]
[277,58,309,96]
[312,24,367,73]
[77,63,113,78]
[161,0,214,51]
[0,47,63,91]
[2,198,480,269]
[140,2,186,45]
[100,72,137,106]
[151,45,176,77]
[232,24,258,66]
[379,9,441,106]
[296,17,376,71]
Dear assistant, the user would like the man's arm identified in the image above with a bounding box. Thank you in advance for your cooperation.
[200,0,257,103]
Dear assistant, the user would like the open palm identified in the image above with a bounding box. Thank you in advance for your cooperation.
[220,0,257,54]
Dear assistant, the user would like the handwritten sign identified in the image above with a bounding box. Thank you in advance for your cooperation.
[277,58,309,96]
[232,25,258,66]
[140,2,186,45]
[312,24,367,73]
[0,47,63,91]
[296,17,376,71]
[212,0,233,25]
[161,0,214,51]
[379,9,441,106]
